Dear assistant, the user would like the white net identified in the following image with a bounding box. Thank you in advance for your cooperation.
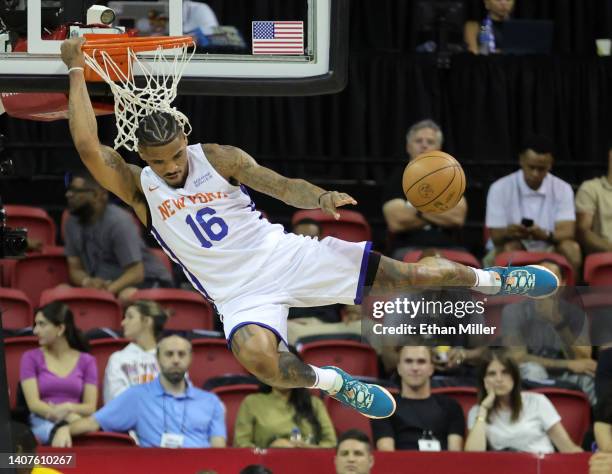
[83,42,195,151]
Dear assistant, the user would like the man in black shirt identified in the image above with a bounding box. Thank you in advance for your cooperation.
[371,346,465,451]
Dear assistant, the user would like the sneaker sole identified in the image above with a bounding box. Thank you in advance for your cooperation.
[525,265,560,299]
[356,384,397,419]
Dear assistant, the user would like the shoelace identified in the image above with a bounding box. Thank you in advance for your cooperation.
[338,379,375,409]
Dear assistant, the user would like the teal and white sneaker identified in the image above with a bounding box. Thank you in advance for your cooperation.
[484,265,559,298]
[322,366,396,419]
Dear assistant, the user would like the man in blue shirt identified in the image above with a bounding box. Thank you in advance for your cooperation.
[51,335,226,448]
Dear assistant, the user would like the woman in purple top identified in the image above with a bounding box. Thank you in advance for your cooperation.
[20,302,98,444]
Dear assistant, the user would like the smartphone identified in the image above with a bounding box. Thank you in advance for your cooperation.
[521,218,534,227]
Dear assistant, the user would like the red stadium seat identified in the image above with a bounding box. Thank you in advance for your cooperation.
[494,251,575,285]
[90,338,130,407]
[189,339,249,388]
[324,395,373,441]
[0,258,17,286]
[4,336,39,409]
[131,288,214,331]
[291,209,371,242]
[40,287,122,332]
[584,252,612,286]
[298,340,378,378]
[211,383,260,445]
[11,246,69,306]
[529,388,590,445]
[403,249,481,268]
[149,248,173,275]
[0,288,33,329]
[431,386,478,425]
[72,432,137,447]
[4,205,56,247]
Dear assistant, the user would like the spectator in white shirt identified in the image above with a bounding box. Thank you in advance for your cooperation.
[484,135,581,274]
[465,350,582,454]
[103,300,169,403]
[183,1,219,35]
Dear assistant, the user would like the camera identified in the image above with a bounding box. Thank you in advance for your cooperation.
[0,201,27,259]
[0,134,27,258]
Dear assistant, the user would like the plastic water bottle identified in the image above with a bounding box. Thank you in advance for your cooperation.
[479,25,492,55]
[290,427,302,443]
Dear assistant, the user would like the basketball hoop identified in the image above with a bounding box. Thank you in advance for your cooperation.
[81,34,196,151]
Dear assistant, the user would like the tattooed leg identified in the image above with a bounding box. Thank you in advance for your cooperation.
[371,255,477,294]
[230,324,315,388]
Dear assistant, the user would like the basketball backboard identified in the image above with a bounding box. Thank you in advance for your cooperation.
[0,0,348,96]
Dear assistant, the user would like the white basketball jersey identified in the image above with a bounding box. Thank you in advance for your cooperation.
[140,144,286,303]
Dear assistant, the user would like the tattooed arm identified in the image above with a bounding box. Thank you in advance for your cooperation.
[204,143,357,219]
[61,38,147,225]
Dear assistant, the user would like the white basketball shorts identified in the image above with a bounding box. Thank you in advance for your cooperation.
[217,232,374,348]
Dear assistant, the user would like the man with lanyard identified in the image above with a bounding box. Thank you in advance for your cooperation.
[51,335,226,448]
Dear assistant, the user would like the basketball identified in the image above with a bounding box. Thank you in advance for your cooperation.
[402,150,466,213]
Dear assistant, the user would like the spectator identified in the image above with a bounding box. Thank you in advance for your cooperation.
[334,429,374,474]
[234,349,336,449]
[137,2,219,38]
[183,1,219,35]
[591,453,612,474]
[20,302,97,444]
[103,300,169,403]
[485,135,581,274]
[464,350,582,453]
[51,335,226,448]
[372,346,465,451]
[287,303,361,346]
[576,144,612,254]
[464,0,515,54]
[368,250,488,379]
[382,120,468,259]
[64,170,173,304]
[595,392,612,452]
[502,260,596,404]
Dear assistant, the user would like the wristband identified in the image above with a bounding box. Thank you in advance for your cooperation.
[318,191,332,206]
[49,420,68,444]
[68,67,85,74]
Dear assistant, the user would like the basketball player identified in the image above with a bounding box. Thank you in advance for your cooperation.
[59,38,558,420]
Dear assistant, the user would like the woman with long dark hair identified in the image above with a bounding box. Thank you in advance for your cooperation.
[465,349,581,453]
[233,350,336,448]
[20,301,97,444]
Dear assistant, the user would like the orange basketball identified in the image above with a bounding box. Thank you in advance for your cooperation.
[402,150,466,213]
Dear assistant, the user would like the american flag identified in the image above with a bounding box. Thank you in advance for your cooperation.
[252,21,304,55]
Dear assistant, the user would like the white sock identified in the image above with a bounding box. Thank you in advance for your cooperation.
[470,267,502,295]
[309,365,342,392]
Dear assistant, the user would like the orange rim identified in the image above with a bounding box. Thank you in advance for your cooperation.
[82,35,194,82]
[83,35,194,54]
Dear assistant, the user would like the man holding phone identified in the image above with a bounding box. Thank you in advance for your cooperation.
[484,135,581,274]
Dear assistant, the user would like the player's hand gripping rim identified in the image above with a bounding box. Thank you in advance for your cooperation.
[318,191,358,220]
